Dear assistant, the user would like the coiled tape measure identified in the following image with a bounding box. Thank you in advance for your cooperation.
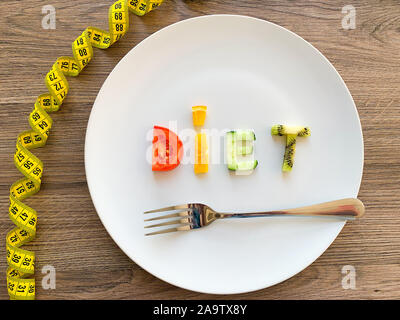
[6,0,164,300]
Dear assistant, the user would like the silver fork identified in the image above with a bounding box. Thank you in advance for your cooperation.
[144,198,365,236]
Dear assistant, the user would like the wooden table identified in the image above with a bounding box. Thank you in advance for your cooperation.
[1,0,399,300]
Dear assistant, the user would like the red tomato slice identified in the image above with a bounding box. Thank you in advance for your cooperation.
[152,126,183,171]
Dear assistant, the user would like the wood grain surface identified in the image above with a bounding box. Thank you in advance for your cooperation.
[0,0,399,300]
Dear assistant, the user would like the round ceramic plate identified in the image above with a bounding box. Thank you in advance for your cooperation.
[85,15,363,294]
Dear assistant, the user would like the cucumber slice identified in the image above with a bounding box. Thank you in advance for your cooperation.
[235,129,256,141]
[226,131,238,170]
[237,143,253,155]
[237,160,258,171]
[226,130,257,171]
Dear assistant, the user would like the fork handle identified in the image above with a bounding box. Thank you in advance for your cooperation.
[220,198,365,220]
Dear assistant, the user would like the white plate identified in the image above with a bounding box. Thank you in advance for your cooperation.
[85,15,363,294]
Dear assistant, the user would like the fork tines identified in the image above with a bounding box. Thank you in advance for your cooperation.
[144,204,189,214]
[144,204,193,236]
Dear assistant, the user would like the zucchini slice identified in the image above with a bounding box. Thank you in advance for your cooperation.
[226,130,257,172]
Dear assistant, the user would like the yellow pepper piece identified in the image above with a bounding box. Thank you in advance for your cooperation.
[194,133,208,174]
[192,105,207,126]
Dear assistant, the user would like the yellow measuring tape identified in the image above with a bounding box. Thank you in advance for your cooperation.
[6,0,164,300]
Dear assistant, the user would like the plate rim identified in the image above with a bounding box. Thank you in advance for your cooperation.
[84,14,364,294]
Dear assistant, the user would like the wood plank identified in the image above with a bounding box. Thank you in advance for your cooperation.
[0,0,399,299]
